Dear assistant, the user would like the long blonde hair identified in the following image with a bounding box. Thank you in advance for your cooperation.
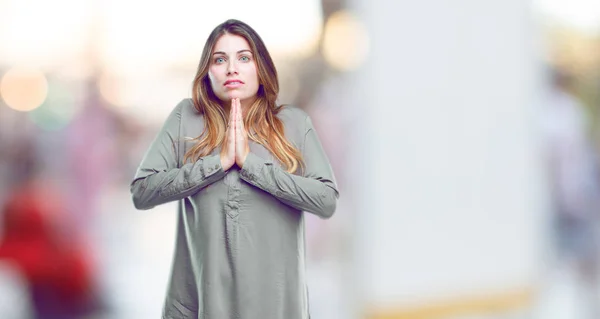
[183,19,303,173]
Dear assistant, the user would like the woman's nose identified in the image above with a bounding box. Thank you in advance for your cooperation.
[227,61,238,75]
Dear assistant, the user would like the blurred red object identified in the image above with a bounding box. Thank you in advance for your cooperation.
[0,179,100,317]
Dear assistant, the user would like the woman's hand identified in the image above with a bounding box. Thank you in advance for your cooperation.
[220,99,236,171]
[234,98,250,168]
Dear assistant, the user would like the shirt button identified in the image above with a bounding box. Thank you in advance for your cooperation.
[214,164,219,169]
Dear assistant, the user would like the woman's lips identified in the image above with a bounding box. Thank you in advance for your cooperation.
[224,80,244,88]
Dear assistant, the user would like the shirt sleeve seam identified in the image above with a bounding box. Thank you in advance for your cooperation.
[176,101,183,168]
[301,114,312,177]
[302,113,310,154]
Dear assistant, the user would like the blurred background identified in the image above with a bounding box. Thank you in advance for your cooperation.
[1,0,600,318]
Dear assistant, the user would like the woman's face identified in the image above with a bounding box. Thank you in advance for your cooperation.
[208,33,259,105]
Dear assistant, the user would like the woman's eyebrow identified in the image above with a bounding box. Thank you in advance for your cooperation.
[212,49,253,56]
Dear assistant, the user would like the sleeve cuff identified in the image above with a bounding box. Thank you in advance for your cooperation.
[202,154,225,179]
[239,152,266,184]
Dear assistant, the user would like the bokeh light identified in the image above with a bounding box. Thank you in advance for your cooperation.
[98,72,125,108]
[28,80,79,131]
[0,67,48,112]
[322,10,370,72]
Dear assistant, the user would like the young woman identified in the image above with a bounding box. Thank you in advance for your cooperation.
[130,19,339,319]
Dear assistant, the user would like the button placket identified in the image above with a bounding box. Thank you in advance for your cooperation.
[226,170,241,219]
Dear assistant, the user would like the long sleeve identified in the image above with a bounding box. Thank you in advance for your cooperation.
[239,114,339,218]
[130,100,226,210]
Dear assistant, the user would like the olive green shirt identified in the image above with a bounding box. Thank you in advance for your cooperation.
[130,98,339,319]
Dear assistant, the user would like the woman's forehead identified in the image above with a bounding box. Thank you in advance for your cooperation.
[213,34,252,53]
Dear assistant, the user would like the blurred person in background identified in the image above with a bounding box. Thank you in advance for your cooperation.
[65,77,124,229]
[542,68,600,318]
[130,19,339,319]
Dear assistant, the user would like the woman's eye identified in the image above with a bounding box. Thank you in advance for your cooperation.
[240,56,250,62]
[215,57,225,63]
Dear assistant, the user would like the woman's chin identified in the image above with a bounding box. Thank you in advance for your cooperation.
[217,94,237,103]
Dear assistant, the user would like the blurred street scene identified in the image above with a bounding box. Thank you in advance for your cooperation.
[1,0,600,318]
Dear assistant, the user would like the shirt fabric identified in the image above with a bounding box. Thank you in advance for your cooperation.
[130,98,339,319]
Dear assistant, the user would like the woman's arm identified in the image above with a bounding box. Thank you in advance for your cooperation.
[239,114,339,219]
[130,100,226,210]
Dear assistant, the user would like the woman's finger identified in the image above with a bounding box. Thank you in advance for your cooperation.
[234,99,239,129]
[237,99,244,132]
[230,99,236,127]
